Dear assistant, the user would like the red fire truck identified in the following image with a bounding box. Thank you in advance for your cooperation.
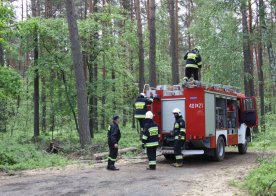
[143,81,258,161]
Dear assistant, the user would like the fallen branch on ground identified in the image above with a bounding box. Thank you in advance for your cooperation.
[92,147,138,160]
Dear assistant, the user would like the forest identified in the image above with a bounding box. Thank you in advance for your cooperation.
[0,0,276,195]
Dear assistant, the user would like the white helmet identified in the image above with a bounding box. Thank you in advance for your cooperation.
[172,108,181,115]
[145,111,154,119]
[140,93,146,97]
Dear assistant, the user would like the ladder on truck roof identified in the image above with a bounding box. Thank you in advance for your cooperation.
[183,81,241,94]
[142,81,240,95]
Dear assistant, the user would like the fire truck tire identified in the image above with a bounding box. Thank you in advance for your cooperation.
[213,136,225,162]
[238,137,248,154]
[164,154,175,161]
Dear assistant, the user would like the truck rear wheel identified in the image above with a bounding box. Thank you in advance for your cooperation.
[164,154,175,161]
[213,136,225,162]
[238,137,249,154]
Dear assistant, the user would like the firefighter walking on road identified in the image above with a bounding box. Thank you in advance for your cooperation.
[142,111,160,170]
[183,47,203,81]
[107,115,121,171]
[172,108,186,167]
[134,93,153,129]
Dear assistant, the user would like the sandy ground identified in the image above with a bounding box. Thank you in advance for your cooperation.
[0,150,259,196]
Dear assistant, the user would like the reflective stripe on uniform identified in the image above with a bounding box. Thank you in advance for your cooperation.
[186,64,199,68]
[180,136,185,140]
[174,136,179,140]
[149,127,158,131]
[174,123,180,128]
[145,142,159,147]
[149,127,158,136]
[142,135,148,140]
[175,155,183,160]
[180,128,186,133]
[198,61,203,65]
[135,102,146,109]
[149,161,156,165]
[187,53,197,60]
[134,114,146,119]
[108,157,116,161]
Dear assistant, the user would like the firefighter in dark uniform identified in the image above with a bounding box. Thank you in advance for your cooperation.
[107,115,121,171]
[172,108,186,167]
[142,111,160,170]
[183,47,203,81]
[134,93,153,129]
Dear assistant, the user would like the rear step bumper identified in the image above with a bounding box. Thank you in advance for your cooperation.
[161,149,204,156]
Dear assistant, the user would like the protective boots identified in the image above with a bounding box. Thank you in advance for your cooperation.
[107,165,119,171]
[171,163,183,167]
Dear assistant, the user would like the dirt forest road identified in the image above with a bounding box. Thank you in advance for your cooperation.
[0,150,259,196]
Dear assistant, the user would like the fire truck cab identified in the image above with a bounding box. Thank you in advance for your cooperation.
[144,81,258,161]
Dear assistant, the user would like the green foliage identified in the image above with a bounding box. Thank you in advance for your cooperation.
[0,66,22,99]
[251,113,276,150]
[0,3,14,45]
[243,158,276,195]
[0,135,70,171]
[0,66,21,132]
[189,0,243,87]
[0,121,140,171]
[241,113,276,195]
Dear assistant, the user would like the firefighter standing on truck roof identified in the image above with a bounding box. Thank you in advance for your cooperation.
[134,93,153,129]
[107,115,121,171]
[172,108,186,167]
[142,111,160,170]
[183,47,203,81]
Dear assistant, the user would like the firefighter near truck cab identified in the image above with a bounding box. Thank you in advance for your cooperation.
[143,81,258,162]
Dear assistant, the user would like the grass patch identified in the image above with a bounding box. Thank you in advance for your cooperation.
[243,158,276,195]
[0,139,70,171]
[240,113,276,195]
[0,124,141,171]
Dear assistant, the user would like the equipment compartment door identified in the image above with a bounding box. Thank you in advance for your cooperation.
[205,93,215,136]
[162,99,185,133]
[240,97,258,127]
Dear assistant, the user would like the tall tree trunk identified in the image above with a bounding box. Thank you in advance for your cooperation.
[259,0,276,111]
[101,55,106,129]
[41,0,53,132]
[148,0,156,87]
[31,0,40,139]
[134,0,145,92]
[88,0,98,138]
[169,0,179,84]
[248,0,254,91]
[0,44,4,66]
[241,0,254,97]
[175,0,180,80]
[21,0,24,21]
[49,72,55,132]
[65,0,91,147]
[36,0,40,16]
[101,0,107,130]
[258,0,266,131]
[45,0,52,17]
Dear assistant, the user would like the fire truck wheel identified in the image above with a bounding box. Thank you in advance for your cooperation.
[213,136,225,162]
[238,137,248,154]
[164,154,175,161]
